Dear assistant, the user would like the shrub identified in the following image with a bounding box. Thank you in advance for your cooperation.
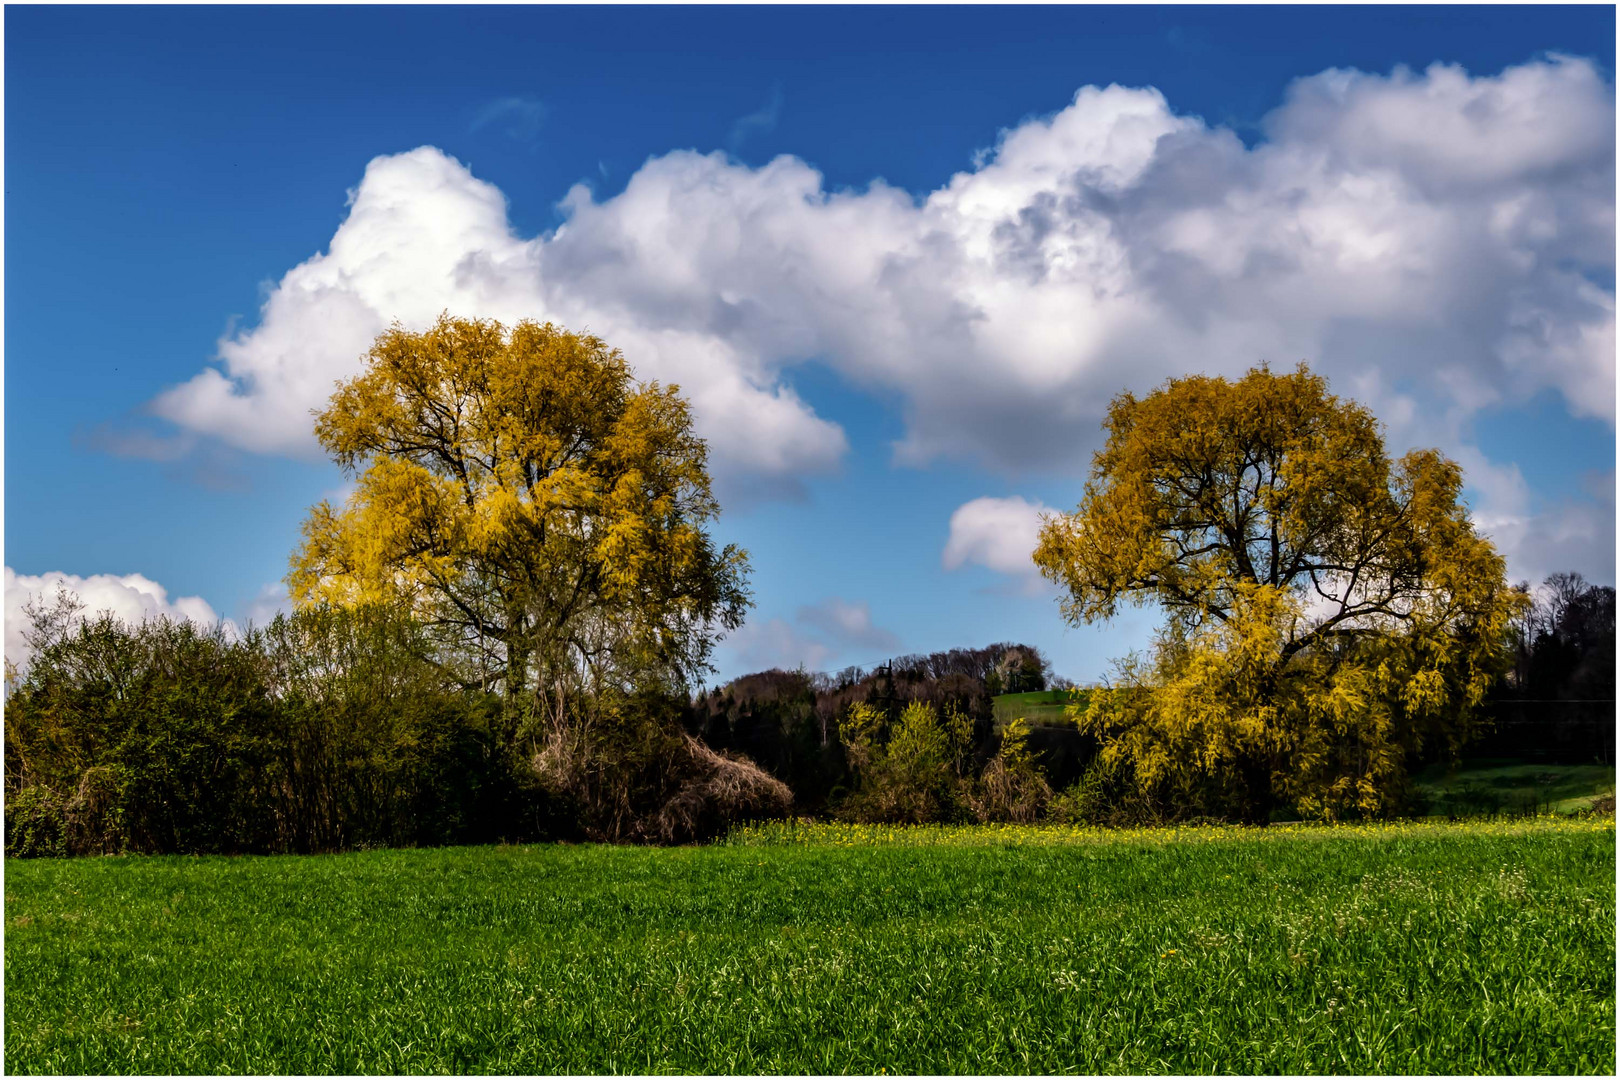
[839,701,972,823]
[64,766,125,854]
[970,717,1052,823]
[531,686,792,843]
[4,786,68,858]
[1048,756,1165,827]
[652,736,793,843]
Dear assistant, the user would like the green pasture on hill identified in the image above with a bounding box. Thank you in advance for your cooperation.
[992,689,1088,728]
[5,817,1614,1075]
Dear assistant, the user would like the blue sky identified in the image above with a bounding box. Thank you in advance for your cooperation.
[5,5,1615,684]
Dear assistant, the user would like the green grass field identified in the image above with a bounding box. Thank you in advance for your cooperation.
[5,818,1613,1074]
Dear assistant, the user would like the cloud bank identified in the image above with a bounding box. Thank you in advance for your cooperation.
[148,55,1613,564]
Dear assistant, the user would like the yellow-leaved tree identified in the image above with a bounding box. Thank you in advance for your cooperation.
[1033,364,1523,822]
[289,315,751,758]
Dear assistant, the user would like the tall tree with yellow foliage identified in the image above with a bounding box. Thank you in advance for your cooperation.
[289,315,751,748]
[1033,365,1522,822]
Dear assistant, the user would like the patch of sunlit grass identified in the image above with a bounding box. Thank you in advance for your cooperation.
[726,813,1615,848]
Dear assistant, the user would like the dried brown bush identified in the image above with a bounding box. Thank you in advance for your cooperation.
[652,736,793,843]
[971,756,1052,823]
[533,692,792,844]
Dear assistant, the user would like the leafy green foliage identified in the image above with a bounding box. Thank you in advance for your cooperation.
[969,717,1053,822]
[1045,751,1218,827]
[5,820,1611,1073]
[3,785,68,859]
[6,611,281,854]
[839,700,975,823]
[3,603,551,856]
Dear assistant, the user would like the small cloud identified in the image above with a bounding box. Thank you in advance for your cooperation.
[796,597,900,653]
[943,495,1056,594]
[173,449,252,494]
[81,421,250,492]
[722,617,835,673]
[80,422,195,462]
[721,594,900,675]
[729,83,783,151]
[471,96,546,142]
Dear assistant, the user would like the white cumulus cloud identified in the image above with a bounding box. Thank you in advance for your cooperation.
[4,567,231,673]
[143,56,1612,572]
[148,146,847,498]
[943,496,1055,586]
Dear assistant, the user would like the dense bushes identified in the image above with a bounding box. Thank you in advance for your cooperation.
[687,670,848,811]
[5,603,555,856]
[835,701,1057,826]
[5,784,68,858]
[970,718,1053,823]
[840,701,974,823]
[7,624,1079,854]
[531,684,789,843]
[3,595,806,856]
[688,643,1108,827]
[689,642,1056,815]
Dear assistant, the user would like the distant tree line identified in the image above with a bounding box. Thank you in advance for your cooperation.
[1467,572,1616,765]
[1503,572,1615,705]
[686,642,1057,815]
[8,570,1612,857]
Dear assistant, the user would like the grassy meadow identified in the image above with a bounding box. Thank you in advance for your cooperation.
[5,817,1614,1075]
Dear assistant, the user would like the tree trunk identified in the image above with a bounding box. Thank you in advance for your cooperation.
[1238,754,1275,826]
[500,624,529,756]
